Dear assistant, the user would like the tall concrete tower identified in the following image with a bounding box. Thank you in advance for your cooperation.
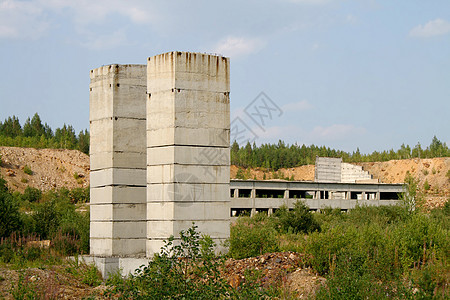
[146,52,231,256]
[89,64,147,257]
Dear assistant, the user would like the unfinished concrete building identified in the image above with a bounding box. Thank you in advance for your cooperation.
[146,52,230,256]
[88,52,230,274]
[89,65,147,258]
[88,52,402,276]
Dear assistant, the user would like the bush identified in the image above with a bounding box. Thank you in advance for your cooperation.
[23,165,33,175]
[274,201,320,234]
[0,185,22,238]
[229,215,279,259]
[107,224,268,299]
[69,187,89,204]
[424,179,430,191]
[21,186,42,203]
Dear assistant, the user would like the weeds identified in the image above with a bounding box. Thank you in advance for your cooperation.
[23,165,33,175]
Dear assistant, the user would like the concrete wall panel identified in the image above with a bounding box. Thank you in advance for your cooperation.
[147,165,229,184]
[147,146,229,166]
[147,220,230,240]
[90,221,146,239]
[90,203,146,221]
[90,168,146,188]
[90,152,146,171]
[147,201,230,221]
[147,127,229,148]
[147,183,230,202]
[90,186,146,204]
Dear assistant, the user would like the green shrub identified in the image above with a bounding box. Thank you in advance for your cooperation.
[21,186,42,203]
[73,172,80,180]
[424,179,430,191]
[32,200,59,239]
[82,264,102,287]
[23,165,33,175]
[0,185,22,238]
[229,215,279,259]
[107,224,270,299]
[274,201,320,234]
[236,168,245,180]
[69,187,89,204]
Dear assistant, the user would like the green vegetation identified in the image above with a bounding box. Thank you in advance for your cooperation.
[231,136,450,170]
[0,175,89,255]
[23,165,33,175]
[227,197,449,299]
[0,113,89,154]
[107,224,271,299]
[424,179,431,191]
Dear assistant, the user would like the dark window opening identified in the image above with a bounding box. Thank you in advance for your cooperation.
[351,192,363,199]
[380,192,401,200]
[238,189,252,198]
[319,191,329,199]
[255,189,285,198]
[289,190,314,199]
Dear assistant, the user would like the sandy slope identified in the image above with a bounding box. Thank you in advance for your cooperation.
[1,146,448,207]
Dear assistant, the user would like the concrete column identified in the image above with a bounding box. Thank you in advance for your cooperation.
[89,64,147,257]
[146,52,230,256]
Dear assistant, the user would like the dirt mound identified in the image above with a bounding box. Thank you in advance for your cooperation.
[0,147,89,193]
[223,252,325,298]
[0,266,107,299]
[1,146,448,208]
[230,165,315,181]
[358,158,449,209]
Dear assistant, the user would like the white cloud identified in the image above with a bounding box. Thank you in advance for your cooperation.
[310,124,366,141]
[0,0,49,39]
[77,29,127,50]
[282,100,313,112]
[0,0,156,40]
[212,36,266,58]
[409,18,450,38]
[253,125,304,141]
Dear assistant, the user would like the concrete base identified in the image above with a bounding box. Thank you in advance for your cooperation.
[81,256,150,279]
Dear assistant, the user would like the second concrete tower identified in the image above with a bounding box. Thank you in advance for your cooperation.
[146,52,230,256]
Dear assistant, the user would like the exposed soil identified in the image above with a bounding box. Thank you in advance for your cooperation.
[0,253,324,299]
[1,146,448,208]
[223,251,325,298]
[0,147,89,193]
[358,158,450,209]
[0,264,108,299]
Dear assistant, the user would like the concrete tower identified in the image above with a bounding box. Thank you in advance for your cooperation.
[146,52,231,256]
[89,64,147,257]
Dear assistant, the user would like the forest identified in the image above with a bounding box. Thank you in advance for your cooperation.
[231,137,450,170]
[1,114,448,170]
[0,114,89,154]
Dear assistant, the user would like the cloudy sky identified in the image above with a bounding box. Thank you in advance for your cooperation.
[1,0,449,153]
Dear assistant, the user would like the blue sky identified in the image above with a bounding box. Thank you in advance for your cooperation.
[0,0,449,153]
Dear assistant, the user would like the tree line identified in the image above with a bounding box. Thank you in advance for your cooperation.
[1,114,448,168]
[231,136,450,170]
[0,113,89,154]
